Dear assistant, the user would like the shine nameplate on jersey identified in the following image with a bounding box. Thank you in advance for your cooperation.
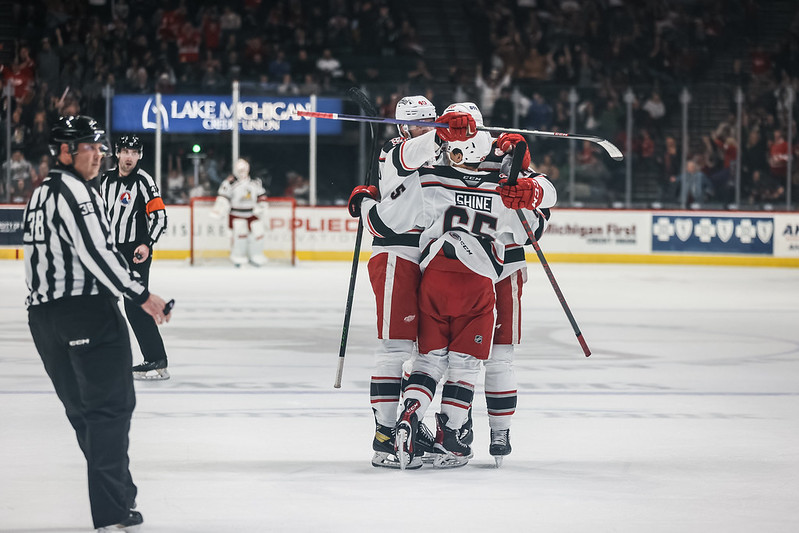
[455,192,493,213]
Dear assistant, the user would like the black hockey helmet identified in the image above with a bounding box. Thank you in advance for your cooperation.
[115,134,143,158]
[48,115,108,157]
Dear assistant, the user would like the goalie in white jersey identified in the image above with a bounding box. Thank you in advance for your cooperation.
[349,106,556,467]
[210,158,268,266]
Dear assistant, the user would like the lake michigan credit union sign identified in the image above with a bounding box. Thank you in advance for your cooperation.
[112,95,342,135]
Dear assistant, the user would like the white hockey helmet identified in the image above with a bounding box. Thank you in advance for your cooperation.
[233,158,250,180]
[443,102,491,165]
[441,101,484,127]
[395,95,436,138]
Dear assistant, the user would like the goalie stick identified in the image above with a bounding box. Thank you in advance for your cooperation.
[335,87,379,389]
[503,142,592,357]
[295,110,624,161]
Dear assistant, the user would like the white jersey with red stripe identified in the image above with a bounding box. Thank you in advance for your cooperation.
[372,130,443,263]
[478,143,552,282]
[361,164,557,282]
[217,177,266,218]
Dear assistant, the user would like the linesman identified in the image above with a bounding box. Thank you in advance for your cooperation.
[100,135,170,380]
[23,115,171,531]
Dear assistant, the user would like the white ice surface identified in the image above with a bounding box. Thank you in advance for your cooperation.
[1,259,798,532]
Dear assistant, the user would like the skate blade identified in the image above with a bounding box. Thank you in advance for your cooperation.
[494,456,504,468]
[396,429,411,471]
[420,452,438,464]
[432,452,469,469]
[371,452,421,470]
[133,369,170,381]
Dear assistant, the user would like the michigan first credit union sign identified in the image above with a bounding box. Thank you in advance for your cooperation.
[112,95,342,135]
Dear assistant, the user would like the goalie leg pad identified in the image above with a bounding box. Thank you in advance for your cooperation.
[247,219,267,266]
[230,217,249,266]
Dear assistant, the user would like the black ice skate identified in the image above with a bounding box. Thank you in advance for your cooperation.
[132,359,170,381]
[459,407,474,446]
[394,399,421,471]
[96,510,143,531]
[416,419,440,464]
[371,423,421,470]
[433,413,471,468]
[489,428,512,468]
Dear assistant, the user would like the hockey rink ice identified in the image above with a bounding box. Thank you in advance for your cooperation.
[1,259,798,532]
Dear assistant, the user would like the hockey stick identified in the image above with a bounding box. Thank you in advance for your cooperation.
[503,142,592,357]
[335,87,379,389]
[295,110,623,161]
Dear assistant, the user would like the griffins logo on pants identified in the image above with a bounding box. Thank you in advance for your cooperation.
[455,193,492,212]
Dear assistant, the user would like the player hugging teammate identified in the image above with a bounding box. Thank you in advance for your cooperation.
[349,98,556,469]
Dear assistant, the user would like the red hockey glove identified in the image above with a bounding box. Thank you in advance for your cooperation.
[496,133,531,170]
[348,185,379,218]
[498,177,543,210]
[436,111,477,142]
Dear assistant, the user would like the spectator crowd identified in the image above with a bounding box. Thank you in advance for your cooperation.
[2,0,798,208]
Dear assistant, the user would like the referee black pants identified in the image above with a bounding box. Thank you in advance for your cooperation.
[119,243,168,364]
[28,295,137,529]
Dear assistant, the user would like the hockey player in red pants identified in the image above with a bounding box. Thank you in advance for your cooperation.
[364,96,478,469]
[439,103,551,466]
[350,103,556,468]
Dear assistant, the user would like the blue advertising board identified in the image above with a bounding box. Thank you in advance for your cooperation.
[112,95,342,135]
[0,207,24,245]
[651,215,774,254]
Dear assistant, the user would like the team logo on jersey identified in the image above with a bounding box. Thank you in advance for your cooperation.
[119,191,132,206]
[455,192,492,212]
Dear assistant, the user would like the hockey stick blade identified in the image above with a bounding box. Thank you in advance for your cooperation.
[295,111,623,161]
[347,87,379,117]
[482,125,624,161]
[504,141,592,357]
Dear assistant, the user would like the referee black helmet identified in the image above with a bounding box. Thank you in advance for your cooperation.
[115,135,143,158]
[49,115,108,157]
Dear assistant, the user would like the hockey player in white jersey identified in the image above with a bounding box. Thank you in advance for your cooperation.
[210,158,268,267]
[443,103,550,465]
[362,95,478,469]
[349,107,556,467]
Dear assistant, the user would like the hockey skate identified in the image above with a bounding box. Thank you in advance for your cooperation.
[416,420,440,464]
[96,510,143,531]
[432,413,471,468]
[459,407,474,446]
[371,423,421,470]
[132,359,170,381]
[394,399,421,471]
[489,428,512,468]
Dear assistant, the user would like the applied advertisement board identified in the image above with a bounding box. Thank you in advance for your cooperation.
[651,213,774,255]
[154,205,368,258]
[112,95,342,135]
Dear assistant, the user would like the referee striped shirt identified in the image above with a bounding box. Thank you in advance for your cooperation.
[99,165,167,247]
[23,164,149,307]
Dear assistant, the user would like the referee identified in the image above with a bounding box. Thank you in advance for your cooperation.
[24,115,171,532]
[100,135,170,380]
